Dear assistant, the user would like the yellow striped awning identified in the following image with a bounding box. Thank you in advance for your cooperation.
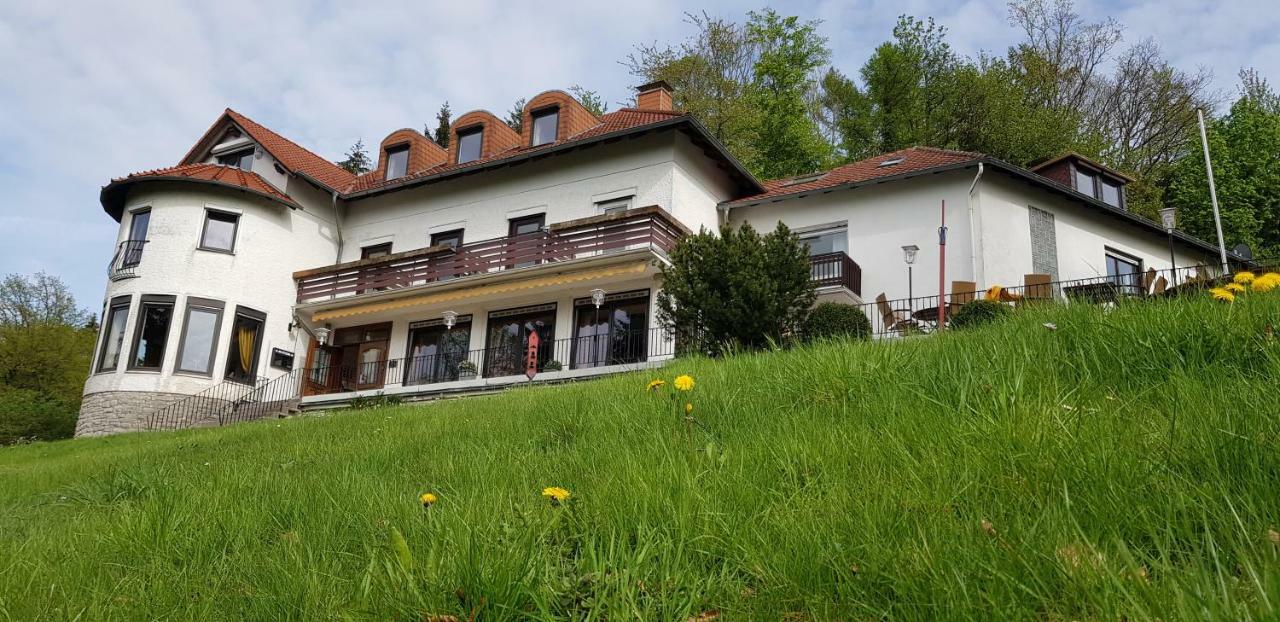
[310,261,650,322]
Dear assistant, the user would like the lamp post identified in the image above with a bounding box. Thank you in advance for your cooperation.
[590,288,606,366]
[1160,208,1177,284]
[901,245,919,301]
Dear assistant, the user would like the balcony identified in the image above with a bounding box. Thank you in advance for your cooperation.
[810,251,862,297]
[294,206,687,304]
[107,239,147,281]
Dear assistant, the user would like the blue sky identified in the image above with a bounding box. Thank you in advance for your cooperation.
[1,0,1275,306]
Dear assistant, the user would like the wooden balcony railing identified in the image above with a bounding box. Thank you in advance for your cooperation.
[294,206,688,304]
[810,251,862,296]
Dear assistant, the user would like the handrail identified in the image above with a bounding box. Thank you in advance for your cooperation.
[108,239,148,281]
[145,374,268,430]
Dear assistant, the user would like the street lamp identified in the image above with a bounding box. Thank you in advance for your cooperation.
[902,245,920,300]
[1160,207,1177,283]
[442,310,458,330]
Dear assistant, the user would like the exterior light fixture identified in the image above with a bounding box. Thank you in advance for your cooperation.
[902,245,920,301]
[443,310,458,329]
[1160,207,1178,281]
[590,288,607,309]
[901,244,919,265]
[314,326,332,346]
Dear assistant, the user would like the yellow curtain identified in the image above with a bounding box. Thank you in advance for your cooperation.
[237,326,255,375]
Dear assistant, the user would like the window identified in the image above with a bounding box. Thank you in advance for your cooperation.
[595,196,633,215]
[385,144,409,180]
[485,304,556,377]
[800,228,847,256]
[216,148,254,171]
[200,210,240,253]
[128,295,176,371]
[1105,249,1143,294]
[224,306,265,383]
[123,208,150,266]
[361,243,393,259]
[572,290,649,369]
[1100,179,1122,207]
[457,127,483,163]
[531,108,559,146]
[430,229,464,250]
[174,297,224,375]
[96,296,131,372]
[1073,166,1096,197]
[508,214,546,269]
[404,316,472,385]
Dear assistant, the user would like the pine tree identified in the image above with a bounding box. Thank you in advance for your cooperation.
[335,139,372,175]
[505,98,527,133]
[431,101,452,148]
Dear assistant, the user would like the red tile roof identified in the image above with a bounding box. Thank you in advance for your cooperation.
[344,108,689,194]
[726,146,981,207]
[222,109,356,191]
[105,163,299,209]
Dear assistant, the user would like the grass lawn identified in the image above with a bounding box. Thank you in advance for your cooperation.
[2,294,1280,620]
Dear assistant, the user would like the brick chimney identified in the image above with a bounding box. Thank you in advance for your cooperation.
[636,80,674,111]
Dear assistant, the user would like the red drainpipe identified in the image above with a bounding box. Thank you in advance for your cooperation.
[938,200,947,330]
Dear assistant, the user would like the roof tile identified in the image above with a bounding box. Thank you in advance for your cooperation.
[111,163,299,208]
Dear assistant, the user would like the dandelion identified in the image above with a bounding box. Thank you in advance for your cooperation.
[685,402,694,414]
[646,379,666,391]
[1225,282,1246,293]
[542,486,571,504]
[1210,287,1236,303]
[674,375,695,391]
[420,492,438,507]
[1234,271,1256,284]
[1252,272,1280,293]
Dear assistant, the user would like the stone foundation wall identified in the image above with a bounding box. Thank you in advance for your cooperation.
[75,391,191,437]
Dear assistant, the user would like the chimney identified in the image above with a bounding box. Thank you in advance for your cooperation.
[636,80,674,111]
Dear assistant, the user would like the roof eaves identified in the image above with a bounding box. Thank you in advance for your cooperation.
[720,159,981,209]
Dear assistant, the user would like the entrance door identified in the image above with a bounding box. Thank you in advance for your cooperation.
[572,290,649,369]
[353,341,388,390]
[485,304,555,377]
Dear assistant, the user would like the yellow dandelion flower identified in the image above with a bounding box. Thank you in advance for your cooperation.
[1234,271,1256,284]
[674,375,695,391]
[685,402,694,414]
[1210,287,1236,302]
[1226,282,1246,293]
[1252,273,1280,293]
[646,379,666,391]
[542,486,571,504]
[420,492,438,506]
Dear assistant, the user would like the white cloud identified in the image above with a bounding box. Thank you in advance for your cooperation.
[0,0,1273,304]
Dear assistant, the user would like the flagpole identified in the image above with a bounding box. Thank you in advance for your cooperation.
[1197,108,1230,273]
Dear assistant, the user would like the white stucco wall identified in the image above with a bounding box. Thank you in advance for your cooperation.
[975,172,1216,288]
[336,133,705,260]
[730,170,978,302]
[84,181,337,398]
[672,133,739,235]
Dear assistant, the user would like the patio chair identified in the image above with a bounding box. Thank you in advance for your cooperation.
[875,293,917,335]
[1023,273,1053,302]
[1141,268,1157,295]
[1152,275,1168,295]
[951,280,978,304]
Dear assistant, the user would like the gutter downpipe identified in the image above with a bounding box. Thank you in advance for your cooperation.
[966,162,985,289]
[331,189,344,263]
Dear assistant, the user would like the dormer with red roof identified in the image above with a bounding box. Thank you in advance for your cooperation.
[449,110,521,165]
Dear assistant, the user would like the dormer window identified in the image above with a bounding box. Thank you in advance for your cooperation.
[531,107,559,146]
[1099,178,1122,207]
[1073,164,1125,208]
[386,144,409,180]
[457,127,483,164]
[217,148,254,171]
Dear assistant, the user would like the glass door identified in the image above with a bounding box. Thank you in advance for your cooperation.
[572,290,649,369]
[485,304,556,377]
[404,320,472,385]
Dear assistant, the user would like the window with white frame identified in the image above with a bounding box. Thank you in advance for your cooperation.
[595,196,633,215]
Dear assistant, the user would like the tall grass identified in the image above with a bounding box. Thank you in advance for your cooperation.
[2,295,1279,620]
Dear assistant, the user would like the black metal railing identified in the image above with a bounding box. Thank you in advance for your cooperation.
[859,257,1278,337]
[302,327,675,397]
[144,371,306,431]
[108,239,147,281]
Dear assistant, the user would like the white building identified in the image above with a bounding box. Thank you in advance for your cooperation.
[77,82,1225,436]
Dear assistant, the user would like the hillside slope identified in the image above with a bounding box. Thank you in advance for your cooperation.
[2,295,1279,620]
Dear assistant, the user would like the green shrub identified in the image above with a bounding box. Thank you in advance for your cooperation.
[801,302,872,342]
[950,299,1013,329]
